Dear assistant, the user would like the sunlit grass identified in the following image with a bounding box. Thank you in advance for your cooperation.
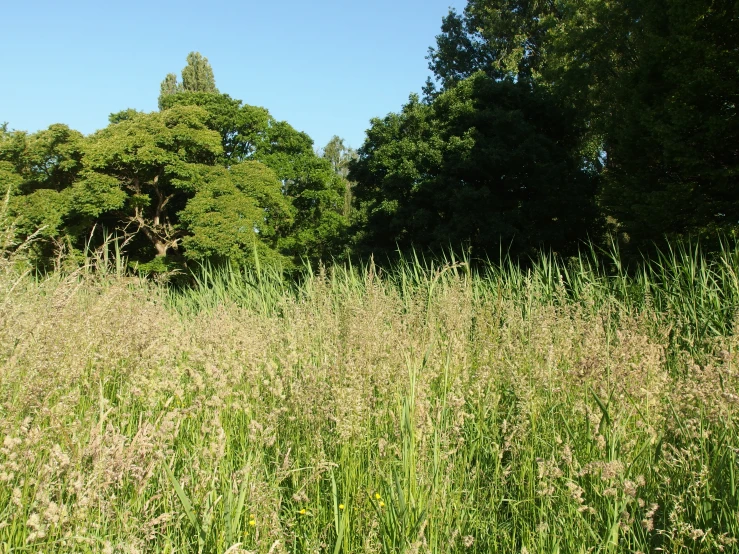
[0,239,738,553]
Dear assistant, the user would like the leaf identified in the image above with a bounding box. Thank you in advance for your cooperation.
[163,462,200,532]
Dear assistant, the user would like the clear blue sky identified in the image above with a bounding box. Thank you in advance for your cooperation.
[1,0,466,150]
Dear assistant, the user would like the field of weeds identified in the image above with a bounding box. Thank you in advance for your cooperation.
[1,244,738,553]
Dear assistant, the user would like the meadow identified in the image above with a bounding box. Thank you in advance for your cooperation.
[1,237,738,553]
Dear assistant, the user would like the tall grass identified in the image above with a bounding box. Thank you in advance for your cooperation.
[0,240,737,553]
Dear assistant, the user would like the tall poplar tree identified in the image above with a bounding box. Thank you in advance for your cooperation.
[158,52,219,109]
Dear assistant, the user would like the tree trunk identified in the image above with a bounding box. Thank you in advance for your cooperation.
[154,241,169,257]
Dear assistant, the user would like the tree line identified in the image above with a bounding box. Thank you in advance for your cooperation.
[1,53,352,272]
[2,0,737,273]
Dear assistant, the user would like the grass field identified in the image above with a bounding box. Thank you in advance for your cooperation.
[0,239,738,553]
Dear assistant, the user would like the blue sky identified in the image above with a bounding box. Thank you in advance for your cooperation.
[1,0,466,150]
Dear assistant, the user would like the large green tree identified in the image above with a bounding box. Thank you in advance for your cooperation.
[0,124,90,260]
[81,105,293,266]
[160,92,349,263]
[351,73,600,259]
[426,0,739,249]
[83,106,221,258]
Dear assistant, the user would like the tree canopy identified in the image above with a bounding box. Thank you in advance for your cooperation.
[423,0,739,251]
[351,73,600,259]
[4,1,738,274]
[159,52,219,109]
[3,52,349,271]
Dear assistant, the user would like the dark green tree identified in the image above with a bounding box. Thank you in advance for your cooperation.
[425,0,739,250]
[598,0,739,246]
[351,73,600,259]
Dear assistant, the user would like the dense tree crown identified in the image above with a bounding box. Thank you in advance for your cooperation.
[3,2,738,272]
[350,75,599,259]
[422,0,739,251]
[2,53,347,271]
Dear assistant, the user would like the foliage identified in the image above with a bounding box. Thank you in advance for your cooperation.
[158,52,219,109]
[162,92,350,264]
[0,243,738,552]
[3,79,348,270]
[179,162,292,266]
[596,0,739,247]
[424,0,739,251]
[0,124,88,263]
[83,105,222,258]
[160,92,271,164]
[351,73,600,259]
[321,135,357,219]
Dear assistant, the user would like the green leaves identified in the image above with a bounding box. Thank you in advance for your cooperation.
[10,188,70,239]
[180,163,291,266]
[159,52,219,109]
[351,73,600,259]
[160,90,350,264]
[427,0,739,253]
[81,106,223,258]
[70,173,126,218]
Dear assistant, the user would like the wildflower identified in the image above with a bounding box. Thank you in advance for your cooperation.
[379,501,385,507]
[299,509,306,515]
[249,519,256,526]
[375,493,381,500]
[338,504,345,510]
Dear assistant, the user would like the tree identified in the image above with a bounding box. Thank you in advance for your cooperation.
[80,104,296,267]
[86,94,343,267]
[598,0,739,247]
[159,74,181,106]
[181,52,218,94]
[83,106,222,258]
[161,92,349,263]
[0,124,89,260]
[179,162,292,266]
[158,52,219,109]
[0,124,85,195]
[426,0,739,250]
[321,136,357,219]
[351,73,600,259]
[160,92,271,163]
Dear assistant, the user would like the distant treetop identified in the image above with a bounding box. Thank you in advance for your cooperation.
[158,52,219,109]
